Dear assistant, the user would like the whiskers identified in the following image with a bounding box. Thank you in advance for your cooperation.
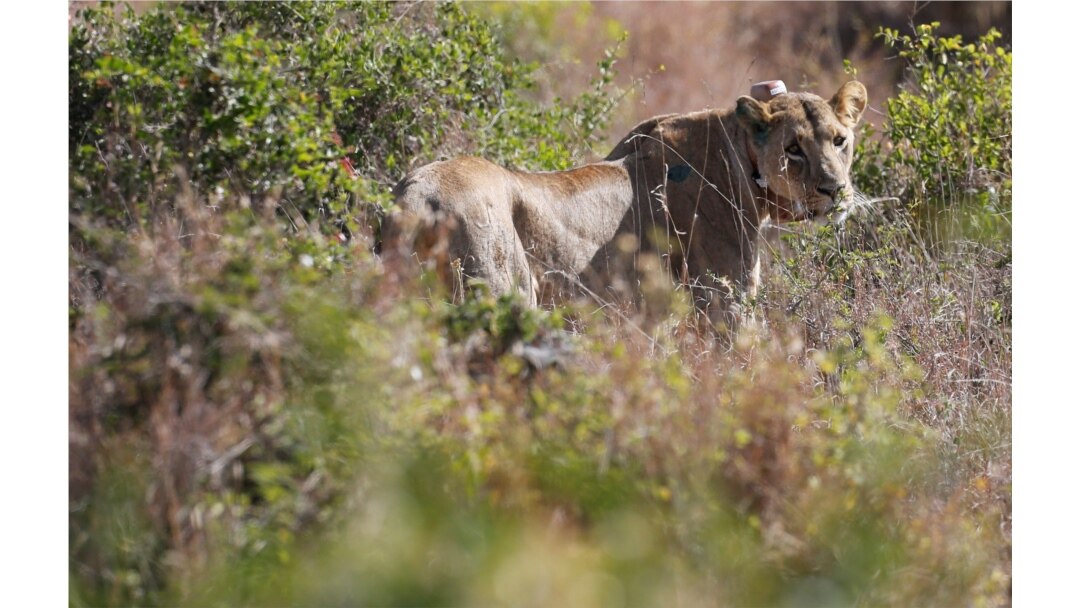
[831,190,898,226]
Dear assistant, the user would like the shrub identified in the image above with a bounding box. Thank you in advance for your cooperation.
[752,23,1013,606]
[69,1,620,604]
[69,1,619,233]
[69,4,1011,606]
[851,23,1011,246]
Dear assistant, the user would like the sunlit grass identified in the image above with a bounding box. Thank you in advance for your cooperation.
[69,4,1010,607]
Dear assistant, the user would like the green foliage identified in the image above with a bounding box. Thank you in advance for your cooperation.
[474,39,624,170]
[466,1,628,162]
[69,3,622,604]
[150,308,1006,607]
[755,26,1013,601]
[69,1,619,232]
[762,26,1013,592]
[69,204,393,605]
[855,23,1011,197]
[69,5,1010,607]
[441,291,564,351]
[851,23,1011,246]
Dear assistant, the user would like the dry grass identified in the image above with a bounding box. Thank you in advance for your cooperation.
[68,2,1011,605]
[69,188,1011,605]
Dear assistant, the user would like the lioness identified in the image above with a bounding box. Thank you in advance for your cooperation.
[384,81,867,323]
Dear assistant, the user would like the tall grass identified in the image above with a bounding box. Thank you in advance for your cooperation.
[69,4,1010,606]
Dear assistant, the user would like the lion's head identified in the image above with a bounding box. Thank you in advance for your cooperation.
[735,81,868,222]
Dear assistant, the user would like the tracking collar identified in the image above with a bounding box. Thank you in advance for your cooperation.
[744,132,802,223]
[745,135,768,190]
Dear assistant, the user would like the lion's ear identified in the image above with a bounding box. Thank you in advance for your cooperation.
[830,80,867,127]
[736,96,772,137]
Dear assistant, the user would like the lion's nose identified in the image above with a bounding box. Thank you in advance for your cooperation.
[817,182,845,200]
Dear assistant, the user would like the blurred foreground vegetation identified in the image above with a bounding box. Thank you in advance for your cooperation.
[70,3,1010,606]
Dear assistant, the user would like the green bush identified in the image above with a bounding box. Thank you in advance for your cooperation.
[854,23,1011,197]
[69,1,618,232]
[69,4,1011,606]
[69,2,620,604]
[851,23,1011,247]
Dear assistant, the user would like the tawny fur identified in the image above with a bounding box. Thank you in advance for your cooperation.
[383,81,867,324]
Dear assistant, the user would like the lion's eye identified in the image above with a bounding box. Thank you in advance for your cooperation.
[785,142,803,157]
[834,135,846,148]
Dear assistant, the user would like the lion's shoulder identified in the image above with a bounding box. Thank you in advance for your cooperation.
[605,113,682,161]
[605,109,739,163]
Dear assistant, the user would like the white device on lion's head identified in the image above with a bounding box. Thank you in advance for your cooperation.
[750,80,787,101]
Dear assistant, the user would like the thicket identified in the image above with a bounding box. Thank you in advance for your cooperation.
[69,3,1010,606]
[852,22,1012,245]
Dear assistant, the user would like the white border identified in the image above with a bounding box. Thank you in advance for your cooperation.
[0,2,1051,606]
[1012,1,1074,605]
[1,2,70,606]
